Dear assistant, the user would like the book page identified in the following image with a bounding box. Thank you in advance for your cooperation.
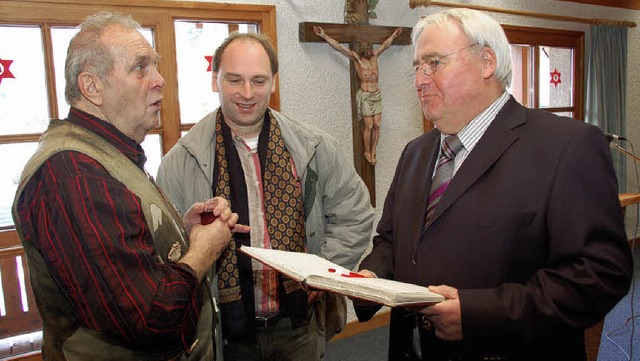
[239,246,445,307]
[238,246,344,281]
[305,274,444,307]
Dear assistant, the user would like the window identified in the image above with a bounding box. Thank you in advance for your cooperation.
[0,0,277,355]
[504,25,584,119]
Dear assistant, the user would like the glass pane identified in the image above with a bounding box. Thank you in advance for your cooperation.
[141,133,162,179]
[174,21,258,125]
[0,142,38,228]
[16,255,29,312]
[238,24,259,33]
[141,28,154,47]
[553,111,574,118]
[51,27,154,119]
[509,44,533,108]
[538,46,573,109]
[0,267,4,315]
[51,27,80,119]
[0,26,49,135]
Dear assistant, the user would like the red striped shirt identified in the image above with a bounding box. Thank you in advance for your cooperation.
[15,108,201,352]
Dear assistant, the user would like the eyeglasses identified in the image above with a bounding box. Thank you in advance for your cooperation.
[413,43,479,76]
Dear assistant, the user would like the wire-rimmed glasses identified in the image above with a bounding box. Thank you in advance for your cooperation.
[412,43,479,77]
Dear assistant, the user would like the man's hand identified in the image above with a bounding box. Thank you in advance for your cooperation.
[417,284,463,341]
[347,269,379,307]
[180,216,233,280]
[183,198,221,234]
[183,197,250,234]
[354,269,377,278]
[179,197,249,280]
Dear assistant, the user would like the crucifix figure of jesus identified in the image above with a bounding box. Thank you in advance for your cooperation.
[299,9,411,205]
[314,26,402,165]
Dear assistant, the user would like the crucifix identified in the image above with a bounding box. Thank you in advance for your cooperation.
[299,0,412,206]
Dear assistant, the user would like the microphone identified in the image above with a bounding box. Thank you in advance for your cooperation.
[609,142,640,162]
[603,132,627,142]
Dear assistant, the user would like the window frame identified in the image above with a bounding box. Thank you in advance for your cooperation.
[503,24,585,120]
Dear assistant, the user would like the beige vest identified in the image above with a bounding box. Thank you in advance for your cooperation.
[12,120,215,361]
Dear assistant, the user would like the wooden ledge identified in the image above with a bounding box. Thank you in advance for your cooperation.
[330,311,390,342]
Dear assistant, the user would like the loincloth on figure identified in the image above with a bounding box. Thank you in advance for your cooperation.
[356,88,382,120]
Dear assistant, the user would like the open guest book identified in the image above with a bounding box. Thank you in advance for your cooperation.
[239,246,445,307]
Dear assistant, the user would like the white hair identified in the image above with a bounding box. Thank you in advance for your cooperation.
[412,8,512,89]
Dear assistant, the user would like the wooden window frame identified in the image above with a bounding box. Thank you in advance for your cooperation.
[503,24,584,120]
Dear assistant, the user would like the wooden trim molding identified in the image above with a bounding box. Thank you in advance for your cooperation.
[554,0,640,11]
[330,311,390,342]
[408,0,636,27]
[3,351,42,361]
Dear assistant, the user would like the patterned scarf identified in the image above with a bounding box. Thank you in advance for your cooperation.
[214,109,306,316]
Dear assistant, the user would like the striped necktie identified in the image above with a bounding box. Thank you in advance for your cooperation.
[425,135,463,225]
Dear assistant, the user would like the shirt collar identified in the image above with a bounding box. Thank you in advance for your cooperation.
[67,107,147,169]
[446,91,510,153]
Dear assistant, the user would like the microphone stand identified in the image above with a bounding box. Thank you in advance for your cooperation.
[610,142,640,162]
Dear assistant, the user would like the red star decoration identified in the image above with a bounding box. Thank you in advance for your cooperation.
[205,55,213,72]
[550,68,561,88]
[0,58,16,85]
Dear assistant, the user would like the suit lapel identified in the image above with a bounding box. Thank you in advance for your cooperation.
[419,131,442,210]
[427,97,526,226]
[410,131,441,254]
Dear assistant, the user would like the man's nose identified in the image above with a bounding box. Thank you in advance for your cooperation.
[414,69,431,89]
[240,82,254,98]
[153,68,166,88]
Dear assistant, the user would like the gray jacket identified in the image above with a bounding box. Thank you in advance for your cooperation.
[156,108,374,359]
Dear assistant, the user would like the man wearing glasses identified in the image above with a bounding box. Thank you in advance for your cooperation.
[352,8,632,361]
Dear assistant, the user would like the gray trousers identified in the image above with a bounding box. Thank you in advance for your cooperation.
[223,310,322,361]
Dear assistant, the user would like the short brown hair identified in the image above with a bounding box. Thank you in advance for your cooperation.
[211,32,278,75]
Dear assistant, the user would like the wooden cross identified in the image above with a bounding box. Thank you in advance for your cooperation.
[299,1,411,206]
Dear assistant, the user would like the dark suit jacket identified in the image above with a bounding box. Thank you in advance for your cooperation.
[356,97,633,361]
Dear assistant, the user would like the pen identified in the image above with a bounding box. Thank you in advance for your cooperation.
[328,268,366,278]
[341,272,366,278]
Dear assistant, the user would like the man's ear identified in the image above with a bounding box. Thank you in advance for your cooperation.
[78,72,103,106]
[270,73,277,94]
[480,47,497,80]
[212,72,219,92]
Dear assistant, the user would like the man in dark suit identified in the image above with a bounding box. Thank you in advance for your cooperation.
[353,8,633,361]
